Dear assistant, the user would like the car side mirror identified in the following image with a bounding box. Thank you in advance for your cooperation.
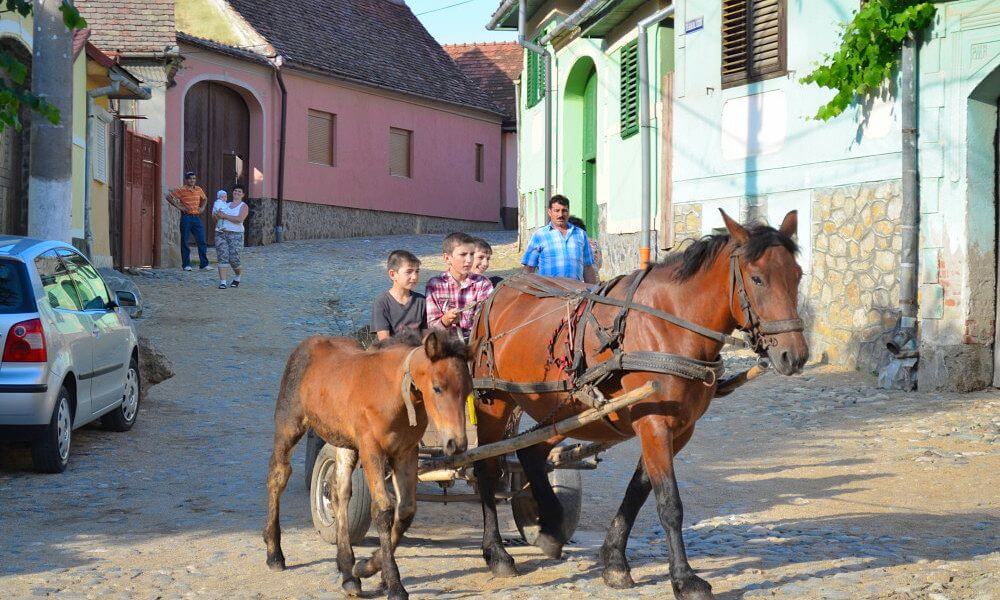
[115,291,138,308]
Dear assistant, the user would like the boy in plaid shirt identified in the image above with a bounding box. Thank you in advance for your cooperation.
[426,232,493,340]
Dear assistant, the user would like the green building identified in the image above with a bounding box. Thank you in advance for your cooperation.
[489,0,1000,391]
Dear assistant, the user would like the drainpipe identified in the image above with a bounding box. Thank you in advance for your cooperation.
[518,0,552,202]
[887,33,921,356]
[638,5,675,269]
[537,0,605,45]
[272,55,288,243]
[85,75,151,259]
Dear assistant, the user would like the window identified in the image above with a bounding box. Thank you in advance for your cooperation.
[62,250,111,311]
[35,252,82,311]
[308,109,336,166]
[0,259,33,314]
[389,127,412,178]
[620,40,639,139]
[526,44,545,108]
[474,143,484,182]
[721,0,786,88]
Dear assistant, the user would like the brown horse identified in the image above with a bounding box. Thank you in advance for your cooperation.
[470,210,808,600]
[264,330,472,600]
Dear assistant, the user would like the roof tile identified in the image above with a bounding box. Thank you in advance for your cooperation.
[225,0,502,116]
[76,0,176,54]
[444,41,521,126]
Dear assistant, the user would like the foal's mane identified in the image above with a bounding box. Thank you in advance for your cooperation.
[658,224,798,282]
[371,329,469,361]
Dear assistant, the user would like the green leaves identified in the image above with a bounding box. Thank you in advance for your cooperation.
[801,0,936,121]
[60,1,88,30]
[0,0,87,131]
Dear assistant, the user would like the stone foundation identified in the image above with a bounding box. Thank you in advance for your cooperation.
[918,343,993,392]
[243,197,501,246]
[809,180,903,371]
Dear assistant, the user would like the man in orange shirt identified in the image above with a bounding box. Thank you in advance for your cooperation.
[165,171,210,271]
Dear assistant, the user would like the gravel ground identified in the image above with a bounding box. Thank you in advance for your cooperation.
[1,231,997,600]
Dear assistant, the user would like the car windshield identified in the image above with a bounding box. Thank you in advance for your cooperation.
[0,258,35,314]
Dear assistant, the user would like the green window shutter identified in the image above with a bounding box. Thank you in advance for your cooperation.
[620,40,639,139]
[525,41,546,109]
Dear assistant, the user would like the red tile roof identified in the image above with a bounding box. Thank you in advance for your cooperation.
[75,0,176,54]
[444,42,521,128]
[225,0,501,116]
[72,28,92,58]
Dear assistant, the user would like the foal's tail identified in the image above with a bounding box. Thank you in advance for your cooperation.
[274,336,323,423]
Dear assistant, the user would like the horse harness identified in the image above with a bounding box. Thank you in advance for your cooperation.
[472,246,804,411]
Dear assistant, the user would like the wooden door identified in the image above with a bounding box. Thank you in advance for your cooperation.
[122,130,161,268]
[581,70,599,235]
[0,40,30,236]
[184,82,250,245]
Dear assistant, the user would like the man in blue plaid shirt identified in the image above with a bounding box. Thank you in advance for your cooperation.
[522,195,598,283]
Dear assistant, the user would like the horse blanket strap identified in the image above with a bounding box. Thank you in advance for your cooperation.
[400,347,420,427]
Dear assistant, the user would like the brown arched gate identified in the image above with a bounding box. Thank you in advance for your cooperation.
[183,81,251,245]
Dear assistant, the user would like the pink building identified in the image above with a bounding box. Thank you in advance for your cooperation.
[166,0,505,251]
[444,42,522,231]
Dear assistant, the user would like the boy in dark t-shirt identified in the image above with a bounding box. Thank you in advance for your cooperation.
[371,250,427,341]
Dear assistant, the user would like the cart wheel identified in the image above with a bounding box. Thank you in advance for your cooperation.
[507,407,582,544]
[510,466,582,545]
[310,444,372,545]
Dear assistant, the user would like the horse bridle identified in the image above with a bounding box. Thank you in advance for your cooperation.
[728,247,804,356]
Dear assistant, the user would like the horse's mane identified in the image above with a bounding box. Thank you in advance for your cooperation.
[659,224,798,282]
[371,329,469,361]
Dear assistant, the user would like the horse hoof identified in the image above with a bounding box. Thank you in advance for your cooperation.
[266,552,286,572]
[489,559,519,578]
[341,577,361,597]
[602,567,635,589]
[672,575,714,600]
[352,558,378,579]
[387,589,409,600]
[535,533,563,560]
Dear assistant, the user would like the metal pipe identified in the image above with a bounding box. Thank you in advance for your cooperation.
[638,5,675,268]
[518,0,552,202]
[272,56,288,243]
[891,32,920,354]
[537,0,605,46]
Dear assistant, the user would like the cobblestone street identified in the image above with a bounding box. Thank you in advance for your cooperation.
[1,232,997,599]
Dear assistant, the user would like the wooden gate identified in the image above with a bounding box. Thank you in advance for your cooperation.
[184,81,250,245]
[122,130,161,268]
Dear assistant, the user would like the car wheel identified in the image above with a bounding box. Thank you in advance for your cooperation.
[31,387,72,473]
[102,357,140,432]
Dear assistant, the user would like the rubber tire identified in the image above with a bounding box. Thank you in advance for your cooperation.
[507,408,583,545]
[510,466,583,545]
[31,388,72,473]
[102,357,140,432]
[310,443,373,545]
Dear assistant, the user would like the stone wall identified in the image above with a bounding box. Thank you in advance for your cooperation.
[243,197,501,246]
[664,181,902,373]
[672,203,703,249]
[809,180,902,371]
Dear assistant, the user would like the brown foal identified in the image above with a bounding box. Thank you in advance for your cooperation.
[264,330,471,600]
[470,211,808,600]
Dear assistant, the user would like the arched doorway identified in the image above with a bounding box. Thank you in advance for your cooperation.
[0,38,31,235]
[184,81,250,244]
[563,58,599,235]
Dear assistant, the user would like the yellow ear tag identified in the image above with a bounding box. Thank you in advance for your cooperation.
[466,394,478,426]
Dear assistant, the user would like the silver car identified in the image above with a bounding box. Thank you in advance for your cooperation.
[0,237,140,473]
